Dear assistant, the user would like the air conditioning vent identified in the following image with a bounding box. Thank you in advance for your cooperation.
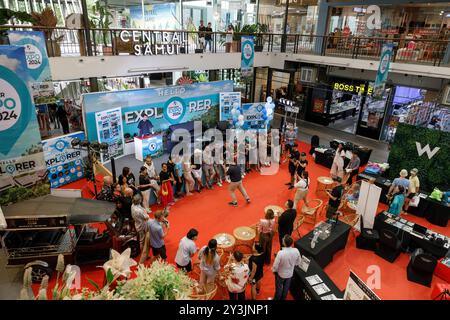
[300,68,316,83]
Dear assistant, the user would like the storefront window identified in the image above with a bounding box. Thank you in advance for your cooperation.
[381,86,450,143]
[327,3,450,39]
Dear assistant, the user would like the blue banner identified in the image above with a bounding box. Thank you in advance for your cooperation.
[0,46,49,205]
[241,36,254,78]
[373,43,393,98]
[83,80,234,144]
[42,131,86,188]
[135,134,164,160]
[8,31,52,82]
[219,92,241,121]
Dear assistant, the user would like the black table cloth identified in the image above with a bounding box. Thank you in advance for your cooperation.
[329,140,372,166]
[295,220,351,268]
[314,148,334,168]
[290,258,343,300]
[358,173,392,205]
[407,196,449,227]
[374,212,449,259]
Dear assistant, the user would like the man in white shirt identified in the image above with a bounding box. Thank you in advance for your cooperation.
[175,228,199,272]
[272,235,302,300]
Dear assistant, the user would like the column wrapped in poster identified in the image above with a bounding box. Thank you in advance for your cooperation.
[0,46,49,206]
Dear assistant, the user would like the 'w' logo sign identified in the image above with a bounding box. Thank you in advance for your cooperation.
[415,142,440,159]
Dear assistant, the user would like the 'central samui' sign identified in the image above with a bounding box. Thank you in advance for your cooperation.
[119,30,188,56]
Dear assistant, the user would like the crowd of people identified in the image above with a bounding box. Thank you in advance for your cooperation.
[95,129,372,300]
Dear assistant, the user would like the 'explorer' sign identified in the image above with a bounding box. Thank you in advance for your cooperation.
[119,30,187,56]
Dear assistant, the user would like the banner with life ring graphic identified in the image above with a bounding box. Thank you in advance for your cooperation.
[241,36,254,78]
[0,46,49,206]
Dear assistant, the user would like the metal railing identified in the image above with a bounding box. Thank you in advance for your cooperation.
[2,25,449,66]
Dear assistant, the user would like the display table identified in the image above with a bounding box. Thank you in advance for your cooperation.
[314,141,372,169]
[213,233,235,253]
[314,147,334,168]
[407,194,449,227]
[290,258,343,300]
[374,211,450,259]
[134,134,163,161]
[295,220,351,268]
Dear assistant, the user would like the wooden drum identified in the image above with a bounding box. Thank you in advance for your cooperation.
[213,233,236,266]
[316,176,334,198]
[233,226,256,254]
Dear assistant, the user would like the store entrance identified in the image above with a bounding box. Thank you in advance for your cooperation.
[267,68,295,101]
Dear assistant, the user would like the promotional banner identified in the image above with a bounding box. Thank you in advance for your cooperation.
[134,134,164,161]
[373,43,393,98]
[95,107,125,162]
[220,97,275,131]
[42,131,86,188]
[219,92,241,121]
[83,80,234,148]
[8,31,52,83]
[343,271,381,300]
[241,36,254,78]
[0,46,49,206]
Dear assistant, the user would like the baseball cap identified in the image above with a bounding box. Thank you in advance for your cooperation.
[332,176,342,183]
[410,168,418,175]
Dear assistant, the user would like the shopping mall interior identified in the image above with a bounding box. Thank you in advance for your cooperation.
[0,0,449,304]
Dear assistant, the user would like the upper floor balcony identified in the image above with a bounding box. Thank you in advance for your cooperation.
[2,25,450,68]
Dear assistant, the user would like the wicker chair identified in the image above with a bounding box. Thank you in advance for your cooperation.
[293,214,305,238]
[300,199,323,225]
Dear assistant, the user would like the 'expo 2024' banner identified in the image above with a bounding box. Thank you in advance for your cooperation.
[42,131,86,188]
[0,46,49,206]
[83,80,234,161]
[8,31,52,83]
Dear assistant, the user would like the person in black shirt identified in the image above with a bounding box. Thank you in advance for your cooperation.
[286,144,300,188]
[296,152,308,177]
[277,200,297,250]
[226,163,250,206]
[326,176,344,219]
[138,166,152,210]
[167,156,182,198]
[137,113,154,137]
[205,22,213,52]
[248,243,265,300]
[159,163,174,211]
[117,187,134,221]
[56,104,70,134]
[118,167,137,193]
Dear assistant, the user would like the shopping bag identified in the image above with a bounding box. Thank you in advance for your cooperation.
[409,195,420,207]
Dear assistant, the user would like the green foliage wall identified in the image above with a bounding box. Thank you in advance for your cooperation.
[387,123,450,193]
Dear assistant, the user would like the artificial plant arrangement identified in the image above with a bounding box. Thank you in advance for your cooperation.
[31,7,64,56]
[90,0,113,49]
[24,249,197,300]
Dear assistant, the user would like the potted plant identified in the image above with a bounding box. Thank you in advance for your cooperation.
[0,8,35,44]
[31,7,63,57]
[90,0,113,55]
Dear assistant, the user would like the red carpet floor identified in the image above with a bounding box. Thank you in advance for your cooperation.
[36,140,449,300]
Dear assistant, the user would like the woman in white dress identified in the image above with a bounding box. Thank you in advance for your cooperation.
[183,155,195,196]
[330,146,345,180]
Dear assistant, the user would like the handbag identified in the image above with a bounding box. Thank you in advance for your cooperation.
[409,195,420,207]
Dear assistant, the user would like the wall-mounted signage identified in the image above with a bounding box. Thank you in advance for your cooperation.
[119,30,188,56]
[333,82,373,96]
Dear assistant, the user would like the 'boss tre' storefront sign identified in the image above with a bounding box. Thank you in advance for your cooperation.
[333,82,373,95]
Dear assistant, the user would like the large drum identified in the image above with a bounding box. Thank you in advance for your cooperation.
[316,176,334,198]
[213,233,235,265]
[233,226,256,254]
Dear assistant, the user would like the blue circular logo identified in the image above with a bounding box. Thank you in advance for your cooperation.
[54,139,68,152]
[148,142,157,152]
[6,164,15,174]
[164,97,186,124]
